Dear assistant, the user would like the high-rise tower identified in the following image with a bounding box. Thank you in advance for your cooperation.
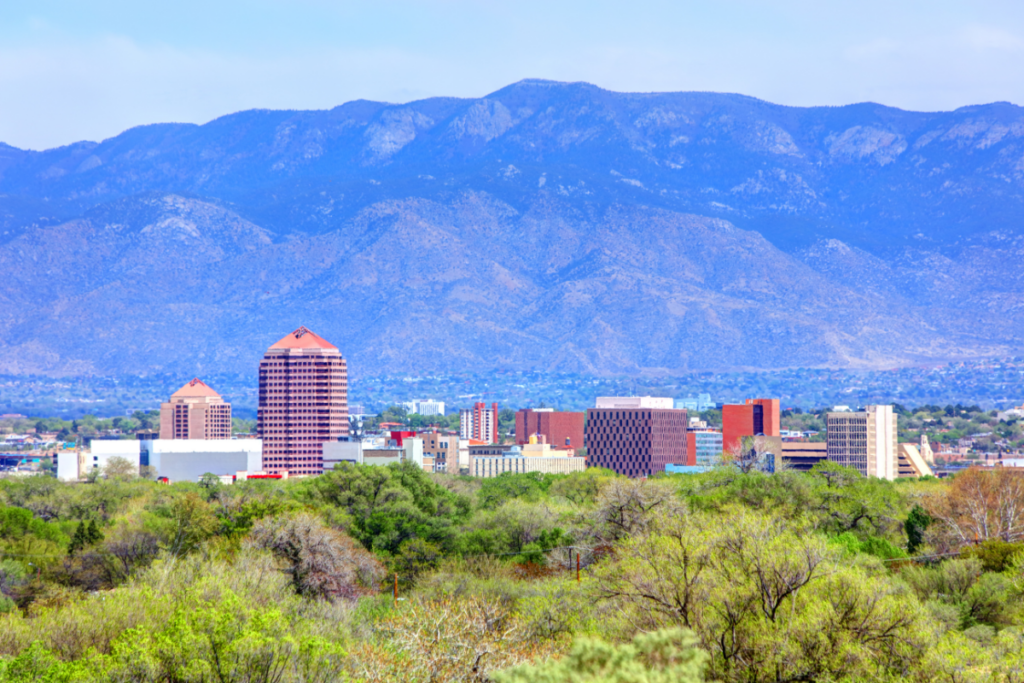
[159,378,232,440]
[257,326,348,476]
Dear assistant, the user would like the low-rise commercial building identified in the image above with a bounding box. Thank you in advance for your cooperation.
[470,436,585,477]
[58,438,263,483]
[322,437,431,472]
[145,439,262,483]
[57,440,140,481]
[776,441,828,472]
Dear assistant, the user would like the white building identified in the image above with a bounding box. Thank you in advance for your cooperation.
[57,440,141,481]
[322,437,429,472]
[145,439,262,483]
[57,439,263,483]
[595,397,674,409]
[402,399,446,416]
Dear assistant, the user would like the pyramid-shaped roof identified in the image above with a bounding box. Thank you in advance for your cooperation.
[171,378,221,399]
[269,326,338,350]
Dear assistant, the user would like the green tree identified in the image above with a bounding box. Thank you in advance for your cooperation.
[905,504,932,555]
[494,628,707,683]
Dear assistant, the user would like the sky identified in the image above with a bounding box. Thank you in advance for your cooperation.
[1,0,1022,150]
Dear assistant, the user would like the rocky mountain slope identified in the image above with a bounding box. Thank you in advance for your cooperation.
[0,80,1022,377]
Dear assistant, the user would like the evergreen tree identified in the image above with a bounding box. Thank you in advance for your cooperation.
[67,522,86,556]
[85,520,103,545]
[905,504,932,555]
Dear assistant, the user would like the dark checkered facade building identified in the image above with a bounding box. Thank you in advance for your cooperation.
[584,407,689,478]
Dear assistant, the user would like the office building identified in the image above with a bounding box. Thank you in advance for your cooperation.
[826,405,897,480]
[257,326,348,476]
[159,378,232,440]
[686,429,722,468]
[585,399,688,478]
[722,398,780,454]
[403,399,446,416]
[460,402,498,444]
[515,408,585,454]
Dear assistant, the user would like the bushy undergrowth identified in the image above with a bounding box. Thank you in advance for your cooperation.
[1,461,1023,681]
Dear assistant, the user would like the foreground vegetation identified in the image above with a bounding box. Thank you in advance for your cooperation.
[1,461,1023,681]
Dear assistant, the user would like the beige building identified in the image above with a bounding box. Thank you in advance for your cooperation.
[776,441,828,472]
[897,443,935,478]
[420,431,458,472]
[159,378,232,440]
[826,405,897,479]
[470,434,586,477]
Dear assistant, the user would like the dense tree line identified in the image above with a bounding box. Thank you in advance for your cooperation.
[1,462,1023,681]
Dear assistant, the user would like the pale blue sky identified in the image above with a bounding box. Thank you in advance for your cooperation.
[1,0,1022,150]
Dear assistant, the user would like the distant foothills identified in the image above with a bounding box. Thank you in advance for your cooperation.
[1,79,1023,379]
[1,356,1023,420]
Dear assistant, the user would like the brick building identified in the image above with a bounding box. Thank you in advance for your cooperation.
[584,404,689,478]
[515,408,585,454]
[722,398,780,454]
[159,378,232,440]
[257,326,348,476]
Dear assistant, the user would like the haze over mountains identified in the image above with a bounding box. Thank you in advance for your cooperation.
[1,79,1022,378]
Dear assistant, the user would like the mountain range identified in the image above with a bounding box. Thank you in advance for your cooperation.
[1,79,1022,378]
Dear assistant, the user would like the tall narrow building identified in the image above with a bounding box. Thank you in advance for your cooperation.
[460,402,498,444]
[159,378,232,440]
[257,326,348,476]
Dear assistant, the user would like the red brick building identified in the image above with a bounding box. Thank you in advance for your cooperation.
[515,409,585,455]
[584,407,688,478]
[722,398,780,454]
[257,326,348,476]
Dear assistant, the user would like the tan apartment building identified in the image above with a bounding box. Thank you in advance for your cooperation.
[826,405,897,480]
[159,378,232,440]
[420,431,458,472]
[257,326,348,476]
